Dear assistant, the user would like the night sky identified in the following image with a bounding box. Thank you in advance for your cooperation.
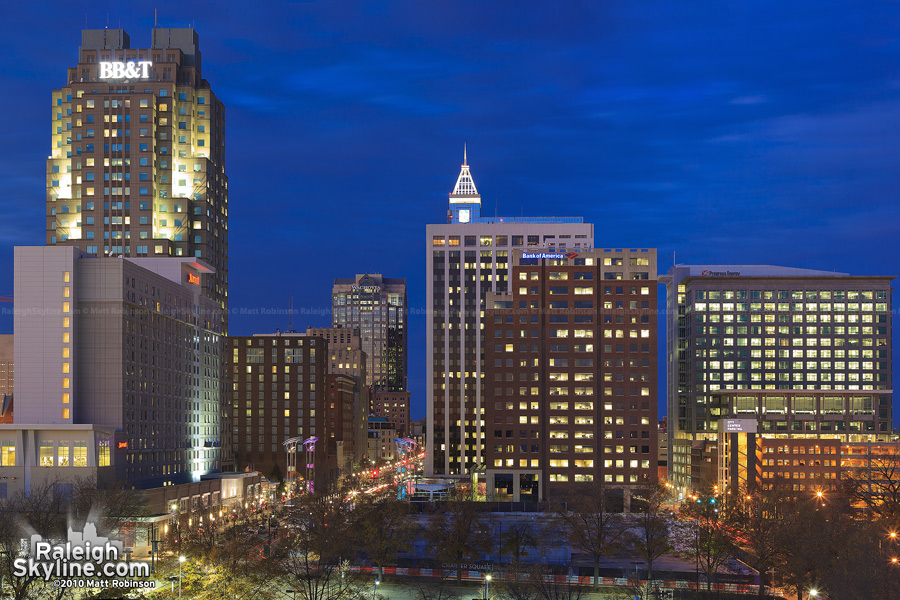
[1,2,899,422]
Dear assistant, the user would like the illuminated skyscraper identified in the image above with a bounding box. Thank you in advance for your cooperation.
[660,264,893,492]
[332,274,407,392]
[426,150,594,476]
[42,26,232,475]
[47,28,228,325]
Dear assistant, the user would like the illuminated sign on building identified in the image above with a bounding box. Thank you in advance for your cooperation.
[522,252,565,260]
[721,419,757,433]
[98,61,152,80]
[701,269,741,277]
[187,273,200,285]
[351,285,381,292]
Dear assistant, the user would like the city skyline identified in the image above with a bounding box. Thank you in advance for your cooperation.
[2,2,900,422]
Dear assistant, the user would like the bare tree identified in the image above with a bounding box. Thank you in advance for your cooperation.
[678,492,733,592]
[351,496,420,580]
[722,483,790,600]
[529,563,586,600]
[268,492,363,600]
[628,483,673,599]
[844,451,900,524]
[424,495,492,581]
[405,575,464,600]
[553,483,629,589]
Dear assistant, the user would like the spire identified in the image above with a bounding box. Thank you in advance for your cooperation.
[450,146,479,198]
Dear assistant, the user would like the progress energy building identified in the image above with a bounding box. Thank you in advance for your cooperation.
[660,264,892,492]
[426,151,593,476]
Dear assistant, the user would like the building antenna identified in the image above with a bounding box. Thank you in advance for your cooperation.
[155,9,158,28]
[288,293,294,332]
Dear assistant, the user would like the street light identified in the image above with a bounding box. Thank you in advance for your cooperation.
[807,589,818,599]
[372,578,380,600]
[484,573,492,600]
[178,555,186,600]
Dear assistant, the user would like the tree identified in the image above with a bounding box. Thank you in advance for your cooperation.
[351,496,420,580]
[678,491,733,592]
[628,483,673,599]
[553,483,629,589]
[268,492,362,600]
[424,495,492,581]
[723,483,790,600]
[497,517,541,583]
[844,450,900,525]
[405,575,463,600]
[528,563,586,600]
[771,490,853,600]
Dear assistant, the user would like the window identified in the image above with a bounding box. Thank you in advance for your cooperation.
[40,442,54,466]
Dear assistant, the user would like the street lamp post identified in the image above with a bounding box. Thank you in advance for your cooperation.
[178,555,186,600]
[484,573,492,600]
[372,578,380,600]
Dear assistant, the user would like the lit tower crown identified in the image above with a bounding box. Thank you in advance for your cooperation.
[448,145,481,223]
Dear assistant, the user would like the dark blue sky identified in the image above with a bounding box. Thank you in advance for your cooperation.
[1,2,899,421]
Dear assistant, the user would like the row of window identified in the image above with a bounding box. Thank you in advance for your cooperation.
[694,301,887,312]
[692,289,886,301]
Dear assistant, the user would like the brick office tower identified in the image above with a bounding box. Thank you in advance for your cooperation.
[427,150,594,477]
[229,334,327,481]
[484,248,658,502]
[47,27,231,467]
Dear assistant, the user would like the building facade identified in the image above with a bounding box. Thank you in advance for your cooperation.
[14,246,223,488]
[0,335,12,400]
[714,390,893,497]
[47,26,232,471]
[661,264,893,492]
[483,248,658,501]
[426,153,594,476]
[332,274,407,392]
[306,326,368,468]
[48,28,228,321]
[229,333,327,481]
[370,390,411,437]
[0,335,12,424]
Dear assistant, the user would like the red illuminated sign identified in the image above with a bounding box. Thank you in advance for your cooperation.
[187,273,200,285]
[118,441,128,449]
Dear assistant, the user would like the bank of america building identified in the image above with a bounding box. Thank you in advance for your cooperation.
[660,264,892,492]
[426,152,593,476]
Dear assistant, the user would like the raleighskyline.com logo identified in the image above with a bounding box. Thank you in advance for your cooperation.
[13,522,151,588]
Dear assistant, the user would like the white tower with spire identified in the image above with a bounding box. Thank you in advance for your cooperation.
[448,145,481,223]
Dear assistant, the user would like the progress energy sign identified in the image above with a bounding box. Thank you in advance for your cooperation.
[13,522,151,591]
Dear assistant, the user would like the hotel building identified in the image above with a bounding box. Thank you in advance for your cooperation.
[13,246,223,488]
[332,274,407,392]
[46,26,231,469]
[426,151,594,476]
[483,248,657,501]
[229,333,327,480]
[660,264,893,492]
